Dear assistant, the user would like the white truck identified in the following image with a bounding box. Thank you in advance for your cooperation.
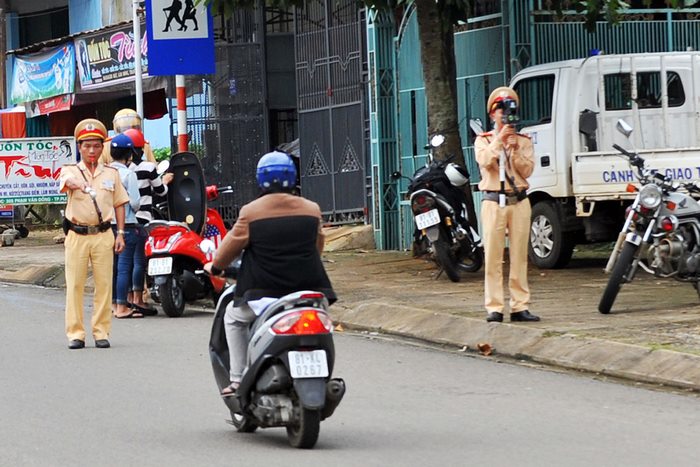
[509,51,700,268]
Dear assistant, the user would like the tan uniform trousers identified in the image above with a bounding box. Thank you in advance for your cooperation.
[65,230,115,341]
[481,198,531,313]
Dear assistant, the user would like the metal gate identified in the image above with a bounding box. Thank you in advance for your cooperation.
[184,8,269,226]
[294,0,367,223]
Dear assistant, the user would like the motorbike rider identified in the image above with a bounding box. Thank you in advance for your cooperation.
[204,150,336,397]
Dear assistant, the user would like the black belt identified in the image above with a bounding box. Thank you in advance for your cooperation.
[482,191,527,205]
[67,220,112,235]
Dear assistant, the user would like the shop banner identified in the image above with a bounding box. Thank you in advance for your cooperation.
[26,94,74,118]
[75,21,148,90]
[10,44,76,105]
[0,137,76,204]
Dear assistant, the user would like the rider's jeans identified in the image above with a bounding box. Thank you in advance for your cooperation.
[224,303,257,383]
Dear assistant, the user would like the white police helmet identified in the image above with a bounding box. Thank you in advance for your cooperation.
[445,163,469,187]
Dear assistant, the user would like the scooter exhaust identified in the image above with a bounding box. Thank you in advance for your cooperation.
[321,378,346,420]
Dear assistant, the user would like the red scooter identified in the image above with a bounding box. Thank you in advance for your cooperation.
[144,152,233,317]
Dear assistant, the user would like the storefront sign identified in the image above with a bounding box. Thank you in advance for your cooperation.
[26,94,74,118]
[0,137,75,204]
[0,205,13,219]
[75,22,148,90]
[145,0,214,75]
[10,44,76,105]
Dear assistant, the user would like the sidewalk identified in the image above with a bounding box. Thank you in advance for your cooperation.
[2,227,700,391]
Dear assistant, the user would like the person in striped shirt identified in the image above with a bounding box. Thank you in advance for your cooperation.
[123,128,173,314]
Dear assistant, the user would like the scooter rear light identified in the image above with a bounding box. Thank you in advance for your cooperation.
[271,310,333,335]
[300,293,325,299]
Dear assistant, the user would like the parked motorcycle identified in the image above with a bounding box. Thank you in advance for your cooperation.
[145,152,233,317]
[599,120,700,314]
[393,134,483,282]
[207,254,345,449]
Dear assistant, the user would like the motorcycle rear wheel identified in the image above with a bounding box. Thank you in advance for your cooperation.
[230,411,258,433]
[598,242,637,314]
[434,233,461,282]
[286,408,321,449]
[160,274,185,317]
[458,244,484,273]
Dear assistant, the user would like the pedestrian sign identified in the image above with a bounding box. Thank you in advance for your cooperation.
[145,0,215,75]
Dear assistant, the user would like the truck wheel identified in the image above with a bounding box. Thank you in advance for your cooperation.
[598,242,637,314]
[529,202,575,269]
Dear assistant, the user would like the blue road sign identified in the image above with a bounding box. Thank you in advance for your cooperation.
[145,0,215,75]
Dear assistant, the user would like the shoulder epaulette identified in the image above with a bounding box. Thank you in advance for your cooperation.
[516,133,531,140]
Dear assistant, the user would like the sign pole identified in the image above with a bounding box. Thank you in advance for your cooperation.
[176,74,188,151]
[133,0,144,118]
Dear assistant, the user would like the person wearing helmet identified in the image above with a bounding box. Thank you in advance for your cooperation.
[204,150,336,397]
[59,118,129,349]
[108,133,144,319]
[475,86,539,323]
[123,128,173,315]
[100,108,157,164]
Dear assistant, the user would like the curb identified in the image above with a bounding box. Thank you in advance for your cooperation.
[331,302,700,392]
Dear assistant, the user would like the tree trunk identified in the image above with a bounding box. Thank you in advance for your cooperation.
[414,0,477,230]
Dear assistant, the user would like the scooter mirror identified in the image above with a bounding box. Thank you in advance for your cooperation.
[156,159,170,175]
[390,171,402,180]
[616,119,633,138]
[430,134,445,148]
[199,239,216,255]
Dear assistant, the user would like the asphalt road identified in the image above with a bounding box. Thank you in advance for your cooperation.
[1,282,699,466]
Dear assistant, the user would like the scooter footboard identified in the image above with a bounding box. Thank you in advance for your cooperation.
[293,378,326,410]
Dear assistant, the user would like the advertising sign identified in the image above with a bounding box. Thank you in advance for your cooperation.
[0,137,76,204]
[10,44,76,105]
[75,22,148,90]
[145,0,214,75]
[26,94,74,118]
[0,205,12,220]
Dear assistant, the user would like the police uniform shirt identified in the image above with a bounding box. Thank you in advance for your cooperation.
[475,132,535,193]
[60,162,129,225]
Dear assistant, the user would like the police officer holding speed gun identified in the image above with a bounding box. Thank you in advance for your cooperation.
[475,87,539,323]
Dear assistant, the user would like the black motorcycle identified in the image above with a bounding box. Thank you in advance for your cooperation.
[394,134,484,282]
[599,120,700,313]
[207,256,345,449]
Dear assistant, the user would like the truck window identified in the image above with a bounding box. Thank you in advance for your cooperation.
[636,71,685,108]
[604,74,632,110]
[513,75,555,127]
[605,71,685,110]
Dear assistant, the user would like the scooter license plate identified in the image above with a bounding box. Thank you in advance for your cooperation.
[288,350,329,378]
[148,257,173,276]
[415,209,440,230]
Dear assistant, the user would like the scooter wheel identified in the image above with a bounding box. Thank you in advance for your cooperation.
[286,408,320,449]
[160,274,185,317]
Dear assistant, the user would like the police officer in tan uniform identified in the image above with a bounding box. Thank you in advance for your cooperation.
[475,87,539,323]
[60,119,129,349]
[99,108,157,165]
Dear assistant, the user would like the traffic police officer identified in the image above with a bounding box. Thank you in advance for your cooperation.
[475,87,539,323]
[60,118,129,349]
[99,108,157,164]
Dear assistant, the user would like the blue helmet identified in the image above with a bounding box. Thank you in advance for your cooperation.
[110,132,134,149]
[256,151,297,190]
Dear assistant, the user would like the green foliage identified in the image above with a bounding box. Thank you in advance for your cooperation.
[152,147,171,162]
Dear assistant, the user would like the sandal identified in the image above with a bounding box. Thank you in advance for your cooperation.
[129,303,158,316]
[115,310,144,319]
[221,382,240,398]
